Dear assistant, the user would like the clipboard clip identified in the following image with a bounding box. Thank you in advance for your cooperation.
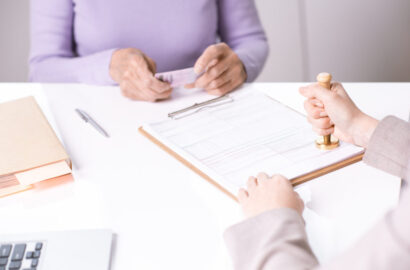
[168,95,234,119]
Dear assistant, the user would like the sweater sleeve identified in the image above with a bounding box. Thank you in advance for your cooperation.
[29,0,116,85]
[217,0,269,82]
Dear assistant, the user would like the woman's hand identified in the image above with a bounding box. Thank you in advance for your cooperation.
[238,173,304,219]
[299,82,379,148]
[109,48,172,102]
[186,43,247,96]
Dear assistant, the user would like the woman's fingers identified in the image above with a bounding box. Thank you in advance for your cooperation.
[299,83,334,102]
[112,48,174,101]
[313,126,334,136]
[206,70,230,90]
[138,73,172,94]
[194,43,229,74]
[142,87,172,101]
[304,99,326,118]
[205,65,244,96]
[132,57,172,94]
[184,82,196,89]
[246,176,258,190]
[195,59,230,89]
[120,76,171,102]
[307,115,333,129]
[238,188,249,202]
[302,88,339,137]
[193,43,246,94]
[207,80,234,96]
[256,172,269,181]
[120,79,145,100]
[309,98,324,108]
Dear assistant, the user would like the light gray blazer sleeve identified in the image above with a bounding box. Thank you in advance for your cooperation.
[224,116,410,270]
[363,116,410,180]
[224,209,318,270]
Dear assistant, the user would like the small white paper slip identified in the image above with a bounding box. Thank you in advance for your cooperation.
[155,67,199,88]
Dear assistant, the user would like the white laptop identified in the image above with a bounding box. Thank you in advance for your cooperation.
[0,229,113,270]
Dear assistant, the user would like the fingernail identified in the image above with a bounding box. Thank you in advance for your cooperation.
[194,65,203,75]
[319,111,327,117]
[207,59,218,70]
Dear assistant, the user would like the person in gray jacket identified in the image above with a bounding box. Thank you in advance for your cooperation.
[224,82,410,270]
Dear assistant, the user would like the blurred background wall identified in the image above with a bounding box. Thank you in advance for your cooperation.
[0,0,29,82]
[1,0,409,82]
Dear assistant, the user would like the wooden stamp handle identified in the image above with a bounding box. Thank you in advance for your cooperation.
[317,72,332,89]
[317,72,332,145]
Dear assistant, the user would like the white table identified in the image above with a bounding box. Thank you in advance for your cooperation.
[0,83,408,269]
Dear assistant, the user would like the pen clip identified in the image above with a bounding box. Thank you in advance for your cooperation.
[168,95,234,120]
[75,108,89,122]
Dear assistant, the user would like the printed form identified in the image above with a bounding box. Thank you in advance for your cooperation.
[143,89,363,195]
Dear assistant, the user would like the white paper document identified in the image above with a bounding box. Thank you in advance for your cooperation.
[142,88,364,195]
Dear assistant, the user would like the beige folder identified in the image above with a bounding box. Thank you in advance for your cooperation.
[0,96,72,197]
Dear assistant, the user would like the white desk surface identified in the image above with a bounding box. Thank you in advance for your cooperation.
[0,83,409,269]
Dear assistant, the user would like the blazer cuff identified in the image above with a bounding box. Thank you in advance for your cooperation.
[364,116,410,179]
[224,208,306,269]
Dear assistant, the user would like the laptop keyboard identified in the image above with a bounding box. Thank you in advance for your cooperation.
[0,242,43,270]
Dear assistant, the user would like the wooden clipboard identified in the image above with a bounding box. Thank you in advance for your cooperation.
[139,126,364,202]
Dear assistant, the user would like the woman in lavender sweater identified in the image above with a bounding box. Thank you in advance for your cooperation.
[29,0,268,101]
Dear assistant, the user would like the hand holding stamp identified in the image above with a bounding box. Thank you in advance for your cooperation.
[315,72,340,150]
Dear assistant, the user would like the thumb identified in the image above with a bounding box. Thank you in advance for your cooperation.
[144,56,157,74]
[194,45,223,74]
[184,82,195,89]
[299,84,333,103]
